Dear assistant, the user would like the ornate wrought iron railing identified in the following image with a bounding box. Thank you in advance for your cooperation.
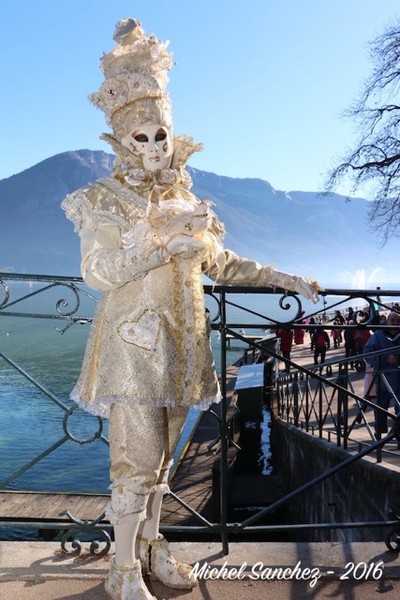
[1,272,400,556]
[276,347,400,459]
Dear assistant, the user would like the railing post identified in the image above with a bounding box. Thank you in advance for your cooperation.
[318,379,323,438]
[376,355,383,463]
[305,373,310,432]
[293,373,299,427]
[336,364,349,448]
[219,289,229,555]
[342,374,349,450]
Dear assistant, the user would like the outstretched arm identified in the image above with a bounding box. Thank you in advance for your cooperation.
[204,249,322,303]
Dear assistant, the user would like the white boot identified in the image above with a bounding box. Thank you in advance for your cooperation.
[137,485,197,589]
[106,487,155,599]
[138,534,197,589]
[105,558,156,600]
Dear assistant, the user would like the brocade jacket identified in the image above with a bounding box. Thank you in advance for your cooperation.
[62,174,275,418]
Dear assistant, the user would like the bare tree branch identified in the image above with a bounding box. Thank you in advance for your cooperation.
[325,19,400,242]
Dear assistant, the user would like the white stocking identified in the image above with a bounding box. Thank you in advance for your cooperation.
[106,485,148,568]
[138,487,164,541]
[113,520,141,567]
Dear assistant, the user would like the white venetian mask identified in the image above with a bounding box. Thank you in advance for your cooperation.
[121,124,173,171]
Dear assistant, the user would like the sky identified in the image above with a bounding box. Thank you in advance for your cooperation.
[1,0,400,194]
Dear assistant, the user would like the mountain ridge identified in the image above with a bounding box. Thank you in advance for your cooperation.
[0,149,399,288]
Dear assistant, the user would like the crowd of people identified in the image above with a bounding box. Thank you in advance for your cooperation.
[276,305,399,370]
[276,304,400,435]
[276,306,365,371]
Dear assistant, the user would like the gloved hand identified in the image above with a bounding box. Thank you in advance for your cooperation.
[122,220,171,277]
[166,234,207,261]
[148,199,212,239]
[268,270,323,304]
[293,276,322,304]
[80,221,172,292]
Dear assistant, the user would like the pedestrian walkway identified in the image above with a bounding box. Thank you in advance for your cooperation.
[281,339,400,470]
[1,540,400,599]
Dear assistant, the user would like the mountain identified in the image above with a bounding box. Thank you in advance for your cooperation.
[0,150,113,275]
[1,149,400,288]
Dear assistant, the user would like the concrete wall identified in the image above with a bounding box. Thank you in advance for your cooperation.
[272,418,400,542]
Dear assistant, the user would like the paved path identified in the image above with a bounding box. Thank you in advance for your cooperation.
[1,540,400,599]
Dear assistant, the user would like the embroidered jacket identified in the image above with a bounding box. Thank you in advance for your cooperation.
[62,172,281,417]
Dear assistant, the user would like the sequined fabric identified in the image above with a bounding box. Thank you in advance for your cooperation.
[62,175,295,417]
[68,250,220,416]
[106,404,188,524]
[62,178,222,416]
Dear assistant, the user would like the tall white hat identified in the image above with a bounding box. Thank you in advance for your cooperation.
[89,18,174,139]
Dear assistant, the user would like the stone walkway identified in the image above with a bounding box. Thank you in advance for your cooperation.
[1,540,400,599]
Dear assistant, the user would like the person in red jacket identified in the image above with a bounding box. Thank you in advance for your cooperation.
[293,311,308,344]
[311,329,330,367]
[276,327,294,372]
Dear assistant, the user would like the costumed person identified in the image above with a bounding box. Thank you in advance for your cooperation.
[61,18,322,600]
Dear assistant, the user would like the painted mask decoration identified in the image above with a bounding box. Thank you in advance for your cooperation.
[121,124,173,171]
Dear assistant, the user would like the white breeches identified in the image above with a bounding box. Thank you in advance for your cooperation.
[106,403,189,525]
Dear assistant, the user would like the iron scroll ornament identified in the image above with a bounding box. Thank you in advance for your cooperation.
[59,510,111,557]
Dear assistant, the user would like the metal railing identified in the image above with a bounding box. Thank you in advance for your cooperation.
[276,347,400,458]
[1,273,400,555]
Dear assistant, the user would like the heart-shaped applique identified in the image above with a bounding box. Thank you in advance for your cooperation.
[117,310,161,351]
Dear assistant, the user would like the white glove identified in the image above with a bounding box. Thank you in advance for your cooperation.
[122,220,171,276]
[166,234,207,261]
[293,276,321,304]
[268,270,322,304]
[80,222,171,292]
[124,245,170,275]
[148,199,212,239]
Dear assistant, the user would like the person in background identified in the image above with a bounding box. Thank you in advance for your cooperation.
[61,18,322,600]
[331,321,342,348]
[364,311,400,435]
[307,316,317,349]
[276,327,293,372]
[294,310,308,345]
[311,328,330,369]
[354,311,371,372]
[344,306,357,369]
[344,320,357,369]
[346,306,355,323]
[333,309,345,324]
[332,310,345,344]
